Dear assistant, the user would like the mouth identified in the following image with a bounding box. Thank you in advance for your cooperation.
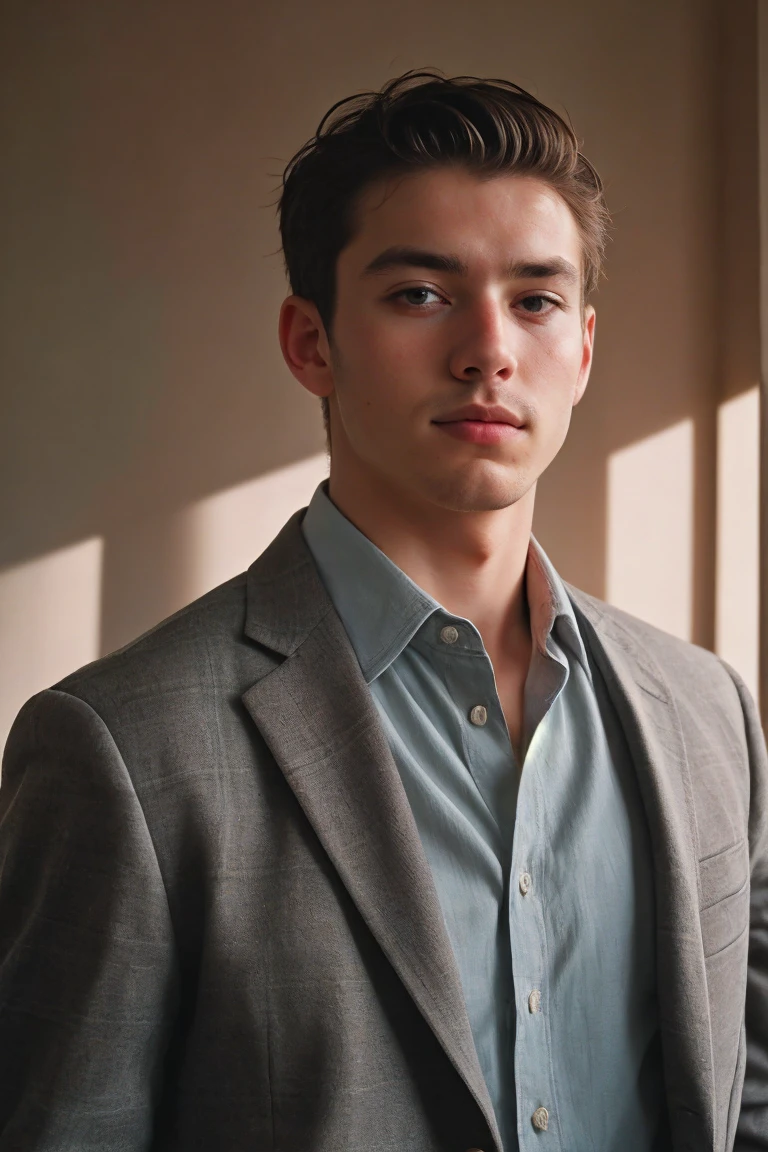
[431,405,527,446]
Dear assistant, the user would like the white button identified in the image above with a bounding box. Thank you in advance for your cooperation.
[528,989,541,1013]
[519,871,532,895]
[440,624,459,644]
[532,1106,549,1131]
[469,705,487,726]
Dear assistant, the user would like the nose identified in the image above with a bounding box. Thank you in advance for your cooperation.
[448,297,517,385]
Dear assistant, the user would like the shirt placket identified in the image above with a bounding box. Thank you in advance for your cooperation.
[508,767,562,1151]
[509,645,568,1151]
[437,626,517,842]
[428,613,518,1138]
[428,611,569,1151]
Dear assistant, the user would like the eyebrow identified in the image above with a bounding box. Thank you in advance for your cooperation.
[361,245,580,285]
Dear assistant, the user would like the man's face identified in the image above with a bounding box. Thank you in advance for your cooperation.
[324,167,595,513]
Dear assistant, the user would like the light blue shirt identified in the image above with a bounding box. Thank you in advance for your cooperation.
[302,483,666,1152]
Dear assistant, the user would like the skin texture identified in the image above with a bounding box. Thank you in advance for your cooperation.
[279,167,595,756]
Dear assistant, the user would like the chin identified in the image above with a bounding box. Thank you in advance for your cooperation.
[422,466,534,514]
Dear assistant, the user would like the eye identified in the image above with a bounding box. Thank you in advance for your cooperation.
[517,294,559,315]
[391,287,445,308]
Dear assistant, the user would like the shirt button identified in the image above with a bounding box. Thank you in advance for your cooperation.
[532,1106,549,1131]
[469,705,488,726]
[440,624,459,644]
[528,989,541,1013]
[519,871,532,895]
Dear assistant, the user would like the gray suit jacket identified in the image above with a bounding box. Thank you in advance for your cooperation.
[1,511,767,1152]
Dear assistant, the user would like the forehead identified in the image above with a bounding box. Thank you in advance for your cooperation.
[341,167,583,274]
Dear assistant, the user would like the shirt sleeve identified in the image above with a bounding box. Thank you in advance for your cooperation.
[0,689,179,1150]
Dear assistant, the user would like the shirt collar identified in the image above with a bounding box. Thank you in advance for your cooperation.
[302,482,591,683]
[526,535,592,679]
[302,483,438,683]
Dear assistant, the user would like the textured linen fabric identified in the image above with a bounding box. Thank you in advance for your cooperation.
[0,508,766,1151]
[302,484,666,1151]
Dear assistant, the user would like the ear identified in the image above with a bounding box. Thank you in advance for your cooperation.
[278,295,335,398]
[573,305,596,407]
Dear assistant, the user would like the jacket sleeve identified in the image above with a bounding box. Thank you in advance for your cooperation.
[0,689,179,1150]
[728,666,768,1149]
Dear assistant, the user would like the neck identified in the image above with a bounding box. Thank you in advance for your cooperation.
[327,463,535,661]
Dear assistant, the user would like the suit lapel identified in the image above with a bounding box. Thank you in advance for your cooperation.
[241,513,502,1151]
[568,586,714,1151]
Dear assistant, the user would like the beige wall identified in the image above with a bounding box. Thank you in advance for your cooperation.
[0,0,761,749]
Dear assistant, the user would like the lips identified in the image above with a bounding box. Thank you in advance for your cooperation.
[432,404,526,428]
[431,403,527,445]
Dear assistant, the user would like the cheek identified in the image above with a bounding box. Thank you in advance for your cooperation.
[358,313,434,373]
[335,318,434,413]
[331,337,402,435]
[527,328,584,393]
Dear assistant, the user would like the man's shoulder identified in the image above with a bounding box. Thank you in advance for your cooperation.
[566,586,760,788]
[31,511,328,751]
[566,583,739,699]
[53,570,276,724]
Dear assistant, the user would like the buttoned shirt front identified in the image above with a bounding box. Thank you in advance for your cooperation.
[302,483,666,1151]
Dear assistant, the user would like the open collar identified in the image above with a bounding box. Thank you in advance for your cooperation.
[301,481,591,682]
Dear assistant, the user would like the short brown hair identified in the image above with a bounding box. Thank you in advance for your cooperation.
[278,70,610,432]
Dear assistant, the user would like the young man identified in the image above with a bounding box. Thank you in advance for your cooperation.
[0,72,766,1152]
